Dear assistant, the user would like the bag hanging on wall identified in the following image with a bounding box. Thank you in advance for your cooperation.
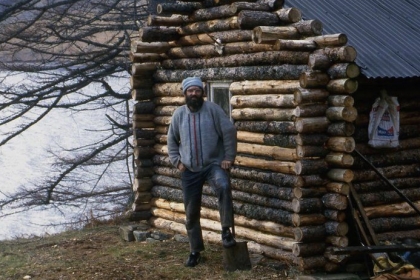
[368,90,400,148]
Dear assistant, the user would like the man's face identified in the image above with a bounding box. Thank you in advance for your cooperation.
[185,86,204,110]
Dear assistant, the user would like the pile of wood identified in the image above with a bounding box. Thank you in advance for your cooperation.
[129,0,361,272]
[351,82,420,242]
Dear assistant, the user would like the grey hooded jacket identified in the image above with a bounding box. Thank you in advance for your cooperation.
[167,101,237,172]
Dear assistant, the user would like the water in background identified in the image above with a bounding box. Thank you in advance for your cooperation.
[0,72,131,240]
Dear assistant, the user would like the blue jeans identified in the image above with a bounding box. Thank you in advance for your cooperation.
[181,164,234,252]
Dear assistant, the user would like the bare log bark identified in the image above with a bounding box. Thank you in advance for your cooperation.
[230,80,300,95]
[235,120,297,134]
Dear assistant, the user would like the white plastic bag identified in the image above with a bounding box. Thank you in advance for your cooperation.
[368,91,399,148]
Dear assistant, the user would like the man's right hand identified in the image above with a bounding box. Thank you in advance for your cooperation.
[177,162,186,172]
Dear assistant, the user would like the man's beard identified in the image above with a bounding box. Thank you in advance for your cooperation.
[186,95,204,111]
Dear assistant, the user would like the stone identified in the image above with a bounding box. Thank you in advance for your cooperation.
[174,234,189,243]
[133,230,150,242]
[150,231,173,241]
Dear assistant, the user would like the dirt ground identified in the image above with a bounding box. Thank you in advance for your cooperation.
[0,224,299,280]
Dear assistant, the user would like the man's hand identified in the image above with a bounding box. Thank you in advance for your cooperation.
[221,160,233,170]
[177,162,186,172]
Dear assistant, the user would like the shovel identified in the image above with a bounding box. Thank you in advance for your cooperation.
[222,185,252,271]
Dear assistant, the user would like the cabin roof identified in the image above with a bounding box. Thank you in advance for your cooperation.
[285,0,420,79]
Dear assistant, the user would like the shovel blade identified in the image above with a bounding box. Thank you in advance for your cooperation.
[223,241,252,271]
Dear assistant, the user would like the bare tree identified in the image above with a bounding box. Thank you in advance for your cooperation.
[0,0,148,223]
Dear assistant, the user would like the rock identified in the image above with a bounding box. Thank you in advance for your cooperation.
[174,234,189,243]
[150,231,173,241]
[133,230,150,242]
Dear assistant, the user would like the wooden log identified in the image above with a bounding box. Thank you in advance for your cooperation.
[177,16,239,35]
[237,142,298,160]
[133,120,155,129]
[154,96,185,106]
[293,225,326,242]
[133,114,154,122]
[326,137,355,153]
[359,187,420,206]
[232,108,296,121]
[327,78,358,94]
[133,138,155,147]
[139,27,180,42]
[327,122,355,137]
[328,95,354,107]
[230,80,300,95]
[294,256,327,271]
[327,169,354,183]
[321,193,347,210]
[293,243,326,257]
[294,88,329,104]
[301,174,329,187]
[237,10,281,29]
[377,229,420,242]
[325,221,349,236]
[134,192,152,204]
[326,236,348,247]
[153,155,173,167]
[191,4,237,21]
[235,120,297,134]
[130,77,153,90]
[153,83,183,97]
[370,216,420,233]
[132,88,154,101]
[134,129,155,140]
[129,52,164,63]
[175,30,252,46]
[235,155,296,174]
[157,2,202,15]
[133,178,153,192]
[314,46,357,62]
[231,94,296,108]
[162,50,310,69]
[295,117,330,133]
[274,39,317,51]
[132,202,152,212]
[230,166,304,188]
[324,248,349,264]
[236,131,297,148]
[296,134,329,146]
[295,103,328,118]
[153,65,308,82]
[352,149,420,169]
[295,158,329,175]
[296,145,328,159]
[364,200,420,218]
[154,106,178,116]
[292,213,327,228]
[153,167,181,178]
[325,152,354,167]
[308,52,331,70]
[134,101,155,114]
[131,41,171,54]
[231,178,295,200]
[328,63,360,79]
[132,62,160,76]
[306,34,347,47]
[252,26,299,43]
[352,177,420,193]
[352,163,420,182]
[230,1,274,13]
[134,146,155,159]
[299,71,330,88]
[292,198,323,213]
[147,14,189,26]
[324,210,346,223]
[154,116,172,126]
[326,106,358,122]
[274,7,301,23]
[290,20,323,36]
[134,166,154,178]
[293,187,327,199]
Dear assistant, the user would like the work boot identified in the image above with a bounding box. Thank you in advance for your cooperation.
[185,252,201,267]
[222,229,236,248]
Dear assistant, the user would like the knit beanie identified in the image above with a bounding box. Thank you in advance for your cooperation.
[182,77,203,94]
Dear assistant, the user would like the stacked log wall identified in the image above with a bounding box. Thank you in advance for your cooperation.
[129,0,361,272]
[352,80,420,242]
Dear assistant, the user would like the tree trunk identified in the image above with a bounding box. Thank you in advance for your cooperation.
[153,65,308,82]
[231,178,295,200]
[327,121,355,136]
[139,27,180,42]
[370,216,420,233]
[364,200,420,218]
[293,243,326,257]
[236,131,297,147]
[232,108,296,121]
[252,26,299,43]
[292,198,323,213]
[326,106,358,122]
[322,193,347,210]
[147,14,189,26]
[328,95,354,107]
[324,209,346,222]
[326,137,356,153]
[306,34,347,47]
[314,46,357,62]
[237,142,298,160]
[237,10,281,29]
[231,94,296,108]
[290,20,323,36]
[177,16,239,35]
[295,159,329,175]
[235,120,297,134]
[296,133,329,146]
[274,7,301,23]
[295,117,330,133]
[294,88,329,105]
[153,83,183,97]
[157,2,202,15]
[274,39,317,51]
[162,50,310,69]
[299,71,330,88]
[230,80,301,95]
[175,30,252,46]
[235,155,296,174]
[132,88,154,101]
[308,53,331,70]
[327,169,354,183]
[327,79,358,94]
[230,166,304,188]
[328,63,360,79]
[293,225,326,242]
[325,221,349,236]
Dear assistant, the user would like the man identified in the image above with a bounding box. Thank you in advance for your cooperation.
[167,77,237,267]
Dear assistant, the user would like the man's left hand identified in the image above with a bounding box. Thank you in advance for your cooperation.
[221,160,233,170]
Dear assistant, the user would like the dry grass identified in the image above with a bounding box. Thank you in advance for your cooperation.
[0,224,298,280]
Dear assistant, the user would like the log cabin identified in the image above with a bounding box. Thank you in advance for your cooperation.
[129,0,420,273]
